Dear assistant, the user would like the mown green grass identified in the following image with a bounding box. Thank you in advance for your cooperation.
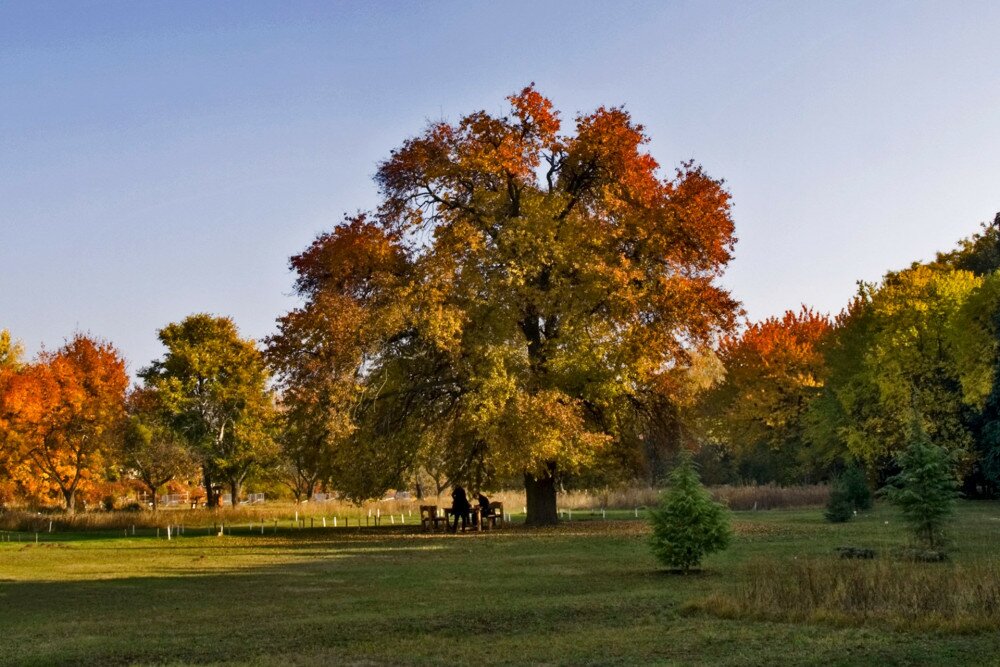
[2,503,1000,665]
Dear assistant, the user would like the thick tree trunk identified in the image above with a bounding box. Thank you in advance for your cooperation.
[524,465,558,526]
[63,488,76,514]
[203,466,219,508]
[229,479,240,507]
[150,486,158,511]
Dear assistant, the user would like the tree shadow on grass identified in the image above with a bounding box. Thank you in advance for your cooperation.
[0,544,679,666]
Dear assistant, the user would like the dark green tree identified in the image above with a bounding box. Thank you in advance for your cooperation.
[824,464,872,522]
[648,453,731,572]
[880,420,960,550]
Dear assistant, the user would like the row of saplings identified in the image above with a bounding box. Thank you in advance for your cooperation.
[648,424,960,572]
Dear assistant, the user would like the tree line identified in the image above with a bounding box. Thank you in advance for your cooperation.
[702,214,1000,494]
[1,86,997,520]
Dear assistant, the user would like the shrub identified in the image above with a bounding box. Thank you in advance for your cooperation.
[840,465,873,510]
[880,423,960,550]
[649,454,731,572]
[824,489,854,523]
[824,465,872,523]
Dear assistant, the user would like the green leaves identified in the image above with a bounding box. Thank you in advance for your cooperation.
[141,314,276,504]
[809,266,982,471]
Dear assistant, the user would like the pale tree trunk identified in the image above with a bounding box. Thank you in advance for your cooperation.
[63,487,77,514]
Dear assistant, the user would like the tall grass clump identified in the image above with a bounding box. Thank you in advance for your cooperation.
[690,557,1000,633]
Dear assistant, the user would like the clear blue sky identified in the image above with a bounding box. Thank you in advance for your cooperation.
[2,1,999,374]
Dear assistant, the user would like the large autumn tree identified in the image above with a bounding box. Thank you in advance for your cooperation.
[141,315,276,507]
[271,86,739,524]
[1,335,128,511]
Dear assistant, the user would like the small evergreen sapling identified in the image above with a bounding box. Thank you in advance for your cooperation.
[649,453,731,572]
[825,465,873,523]
[880,421,960,551]
[824,487,854,523]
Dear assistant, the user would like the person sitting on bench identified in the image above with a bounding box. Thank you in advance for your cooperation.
[450,485,471,533]
[476,492,491,527]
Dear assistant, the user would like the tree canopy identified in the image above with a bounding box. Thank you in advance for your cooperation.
[702,307,832,482]
[269,85,740,523]
[0,335,128,511]
[141,314,276,507]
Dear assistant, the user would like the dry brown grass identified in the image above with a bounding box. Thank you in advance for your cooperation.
[0,497,423,532]
[687,557,1000,632]
[0,483,828,532]
[711,483,829,510]
[489,483,828,513]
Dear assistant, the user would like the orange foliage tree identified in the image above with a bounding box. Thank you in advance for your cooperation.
[1,335,128,511]
[0,329,24,504]
[702,307,832,481]
[270,86,739,524]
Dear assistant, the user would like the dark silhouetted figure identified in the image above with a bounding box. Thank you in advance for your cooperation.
[476,492,490,527]
[450,485,471,532]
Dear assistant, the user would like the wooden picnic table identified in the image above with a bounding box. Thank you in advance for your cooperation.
[443,502,505,532]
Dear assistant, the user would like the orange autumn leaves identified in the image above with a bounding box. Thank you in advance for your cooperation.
[705,308,832,459]
[0,335,127,510]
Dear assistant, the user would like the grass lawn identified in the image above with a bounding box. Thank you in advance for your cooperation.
[2,502,1000,665]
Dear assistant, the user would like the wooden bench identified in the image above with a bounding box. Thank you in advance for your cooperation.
[420,505,449,532]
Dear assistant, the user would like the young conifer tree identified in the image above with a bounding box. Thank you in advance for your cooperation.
[880,418,960,550]
[825,464,873,523]
[649,452,731,572]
